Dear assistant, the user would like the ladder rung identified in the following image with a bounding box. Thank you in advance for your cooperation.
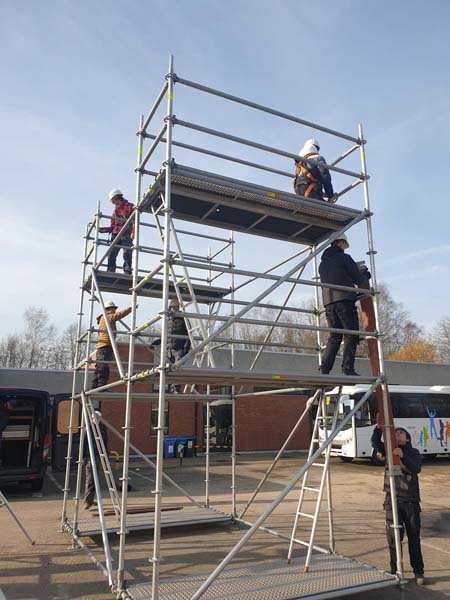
[303,486,320,493]
[297,512,314,519]
[311,463,325,468]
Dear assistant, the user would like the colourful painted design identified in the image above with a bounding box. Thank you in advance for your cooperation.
[418,405,450,449]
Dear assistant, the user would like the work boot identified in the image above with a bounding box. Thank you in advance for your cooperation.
[342,369,360,376]
[319,365,330,375]
[415,575,427,585]
[83,500,94,510]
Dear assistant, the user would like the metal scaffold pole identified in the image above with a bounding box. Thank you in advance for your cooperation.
[359,123,404,581]
[150,54,175,600]
[116,113,145,592]
[72,205,101,537]
[61,220,93,527]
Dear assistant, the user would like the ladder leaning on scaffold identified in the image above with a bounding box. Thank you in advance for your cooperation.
[287,387,342,571]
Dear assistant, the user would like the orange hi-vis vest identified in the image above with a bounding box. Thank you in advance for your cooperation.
[293,152,319,197]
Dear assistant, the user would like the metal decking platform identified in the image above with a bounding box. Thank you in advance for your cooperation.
[84,271,230,303]
[140,366,378,389]
[73,506,230,537]
[124,554,397,600]
[141,166,363,245]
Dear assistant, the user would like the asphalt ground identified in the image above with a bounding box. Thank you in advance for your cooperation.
[0,453,449,600]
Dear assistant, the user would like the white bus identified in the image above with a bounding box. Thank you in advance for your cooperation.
[319,385,450,463]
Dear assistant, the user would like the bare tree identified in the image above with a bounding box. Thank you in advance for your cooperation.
[429,317,450,364]
[47,322,78,369]
[24,306,56,368]
[356,283,423,358]
[0,334,28,368]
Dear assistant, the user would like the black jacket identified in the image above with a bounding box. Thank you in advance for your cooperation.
[152,312,191,353]
[371,426,421,504]
[319,246,365,306]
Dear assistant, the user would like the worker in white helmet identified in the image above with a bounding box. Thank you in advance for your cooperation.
[293,139,337,203]
[318,234,370,376]
[99,189,135,275]
[90,300,132,389]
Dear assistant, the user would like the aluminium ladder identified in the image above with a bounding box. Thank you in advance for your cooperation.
[287,388,342,571]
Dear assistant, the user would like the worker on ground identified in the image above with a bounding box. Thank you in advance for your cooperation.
[151,299,191,393]
[371,415,426,585]
[99,189,134,275]
[294,138,337,203]
[318,234,369,376]
[91,301,132,389]
[83,410,109,510]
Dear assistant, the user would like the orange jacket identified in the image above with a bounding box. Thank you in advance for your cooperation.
[97,307,132,349]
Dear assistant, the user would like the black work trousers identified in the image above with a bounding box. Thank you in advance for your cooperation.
[91,346,113,390]
[295,181,323,200]
[84,457,97,504]
[386,501,424,576]
[107,234,132,274]
[321,299,359,373]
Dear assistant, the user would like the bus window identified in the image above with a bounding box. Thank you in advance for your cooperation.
[425,394,450,418]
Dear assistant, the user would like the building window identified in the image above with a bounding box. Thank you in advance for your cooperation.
[150,402,169,436]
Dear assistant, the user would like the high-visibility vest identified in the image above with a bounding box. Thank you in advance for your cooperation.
[293,152,320,196]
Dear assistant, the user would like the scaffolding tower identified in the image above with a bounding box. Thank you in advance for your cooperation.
[61,55,404,599]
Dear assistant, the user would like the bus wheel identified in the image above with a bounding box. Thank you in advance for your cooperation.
[371,450,386,467]
[340,456,354,463]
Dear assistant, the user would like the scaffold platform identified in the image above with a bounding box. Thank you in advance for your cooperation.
[69,506,230,538]
[84,271,230,303]
[141,165,363,245]
[139,367,378,389]
[124,554,397,600]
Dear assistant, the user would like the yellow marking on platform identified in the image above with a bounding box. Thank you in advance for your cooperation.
[168,92,173,100]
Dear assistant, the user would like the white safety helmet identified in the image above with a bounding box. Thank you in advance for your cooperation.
[109,188,123,201]
[104,300,117,310]
[298,138,320,157]
[335,233,349,248]
[307,138,320,151]
[94,410,102,419]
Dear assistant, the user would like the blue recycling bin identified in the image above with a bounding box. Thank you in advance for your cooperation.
[163,436,177,458]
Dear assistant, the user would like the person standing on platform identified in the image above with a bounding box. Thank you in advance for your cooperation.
[99,189,134,275]
[318,234,368,376]
[91,301,132,390]
[371,416,426,585]
[294,138,337,203]
[151,299,191,392]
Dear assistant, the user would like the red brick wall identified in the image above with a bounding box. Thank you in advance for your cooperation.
[235,394,310,451]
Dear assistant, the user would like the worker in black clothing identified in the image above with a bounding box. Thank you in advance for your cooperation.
[371,415,426,585]
[83,411,110,510]
[151,299,191,392]
[294,138,337,203]
[318,234,368,376]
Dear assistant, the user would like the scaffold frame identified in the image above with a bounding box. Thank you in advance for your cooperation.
[61,54,404,599]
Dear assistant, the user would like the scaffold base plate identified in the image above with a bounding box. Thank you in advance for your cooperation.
[125,554,397,599]
[75,506,230,537]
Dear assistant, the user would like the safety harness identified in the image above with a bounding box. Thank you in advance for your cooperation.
[293,152,320,196]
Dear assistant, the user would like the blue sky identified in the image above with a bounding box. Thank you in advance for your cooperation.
[2,0,450,338]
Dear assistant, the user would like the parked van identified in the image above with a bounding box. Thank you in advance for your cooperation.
[0,388,51,491]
